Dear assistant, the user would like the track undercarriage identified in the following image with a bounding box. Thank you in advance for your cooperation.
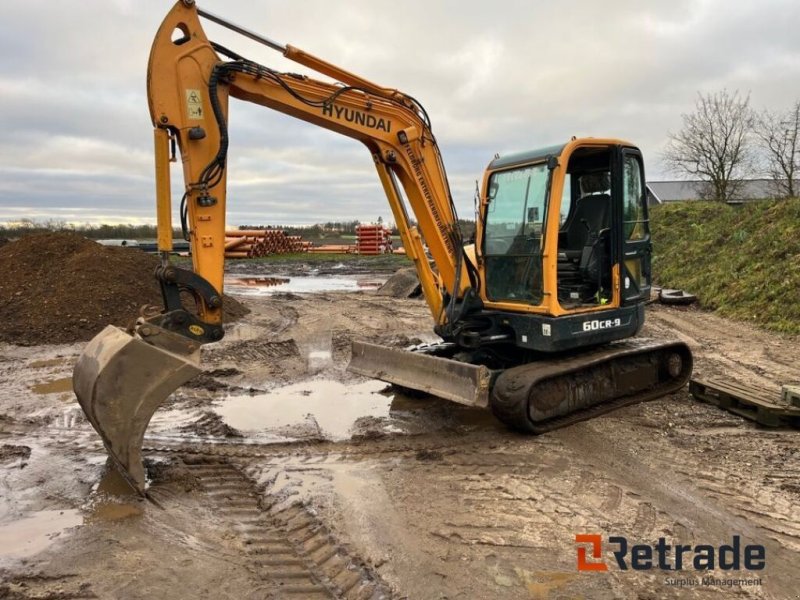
[349,338,693,433]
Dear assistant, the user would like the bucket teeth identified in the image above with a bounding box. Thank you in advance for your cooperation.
[73,325,201,492]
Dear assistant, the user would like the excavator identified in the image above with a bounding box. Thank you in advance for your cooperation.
[73,1,692,492]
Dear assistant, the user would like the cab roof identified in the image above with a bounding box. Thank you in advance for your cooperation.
[487,138,636,171]
[487,143,567,171]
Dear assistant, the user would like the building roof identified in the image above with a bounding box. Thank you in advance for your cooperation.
[647,179,797,202]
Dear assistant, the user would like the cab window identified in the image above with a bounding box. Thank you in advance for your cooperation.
[483,163,548,303]
[623,155,646,240]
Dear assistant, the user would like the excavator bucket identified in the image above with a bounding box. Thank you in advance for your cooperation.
[73,325,201,493]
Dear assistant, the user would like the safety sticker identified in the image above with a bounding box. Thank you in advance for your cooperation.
[186,89,203,119]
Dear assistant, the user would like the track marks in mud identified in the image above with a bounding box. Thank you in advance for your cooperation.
[686,462,800,553]
[661,423,800,555]
[206,339,300,364]
[560,422,799,597]
[646,306,800,388]
[181,458,394,599]
[0,572,95,599]
[274,503,392,599]
[632,502,657,536]
[178,411,242,439]
[400,450,678,553]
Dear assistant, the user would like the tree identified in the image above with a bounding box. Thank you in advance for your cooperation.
[663,90,754,202]
[754,101,800,199]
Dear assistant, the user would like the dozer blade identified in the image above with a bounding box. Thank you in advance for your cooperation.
[348,341,492,407]
[73,325,201,493]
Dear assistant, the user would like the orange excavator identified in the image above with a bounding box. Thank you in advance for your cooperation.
[73,1,692,492]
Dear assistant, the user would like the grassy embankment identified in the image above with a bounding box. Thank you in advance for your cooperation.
[650,198,800,334]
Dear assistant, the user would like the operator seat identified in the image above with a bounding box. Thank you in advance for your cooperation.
[561,192,610,261]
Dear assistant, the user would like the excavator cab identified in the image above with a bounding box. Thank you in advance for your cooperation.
[471,141,656,353]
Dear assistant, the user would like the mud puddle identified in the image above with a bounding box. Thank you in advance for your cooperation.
[215,379,392,440]
[85,465,143,523]
[31,377,72,394]
[30,377,72,395]
[29,357,70,369]
[225,275,384,296]
[0,509,82,563]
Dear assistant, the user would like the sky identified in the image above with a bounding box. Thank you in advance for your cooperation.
[1,0,799,226]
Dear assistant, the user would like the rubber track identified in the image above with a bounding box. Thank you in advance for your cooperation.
[490,382,664,434]
[491,339,693,433]
[181,456,394,599]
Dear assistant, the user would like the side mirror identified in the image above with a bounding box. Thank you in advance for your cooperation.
[488,180,499,200]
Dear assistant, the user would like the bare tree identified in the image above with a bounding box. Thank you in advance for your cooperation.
[663,90,754,202]
[754,101,800,199]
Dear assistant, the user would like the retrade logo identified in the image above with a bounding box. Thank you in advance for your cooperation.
[575,534,607,571]
[575,534,766,572]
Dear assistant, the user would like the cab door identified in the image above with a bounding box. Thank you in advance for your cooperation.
[618,149,651,304]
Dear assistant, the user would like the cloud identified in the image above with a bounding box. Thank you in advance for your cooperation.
[1,0,799,225]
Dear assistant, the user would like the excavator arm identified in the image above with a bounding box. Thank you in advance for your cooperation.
[148,1,476,331]
[74,0,478,492]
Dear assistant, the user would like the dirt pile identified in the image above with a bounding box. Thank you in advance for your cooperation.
[0,232,248,346]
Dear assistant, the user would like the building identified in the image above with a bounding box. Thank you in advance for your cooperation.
[646,179,798,204]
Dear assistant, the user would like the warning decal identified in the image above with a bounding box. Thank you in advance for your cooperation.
[186,89,203,119]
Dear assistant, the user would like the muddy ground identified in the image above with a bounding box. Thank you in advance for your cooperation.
[0,268,798,599]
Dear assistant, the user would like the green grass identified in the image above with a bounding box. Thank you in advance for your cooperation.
[651,198,800,334]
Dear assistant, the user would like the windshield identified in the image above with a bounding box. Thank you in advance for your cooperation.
[483,163,548,303]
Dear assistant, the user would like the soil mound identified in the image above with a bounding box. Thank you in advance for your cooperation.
[0,232,249,346]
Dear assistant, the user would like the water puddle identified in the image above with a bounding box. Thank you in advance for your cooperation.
[29,358,69,369]
[0,509,82,561]
[225,275,384,296]
[307,350,333,372]
[215,379,391,440]
[86,465,143,523]
[222,322,269,342]
[31,377,73,395]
